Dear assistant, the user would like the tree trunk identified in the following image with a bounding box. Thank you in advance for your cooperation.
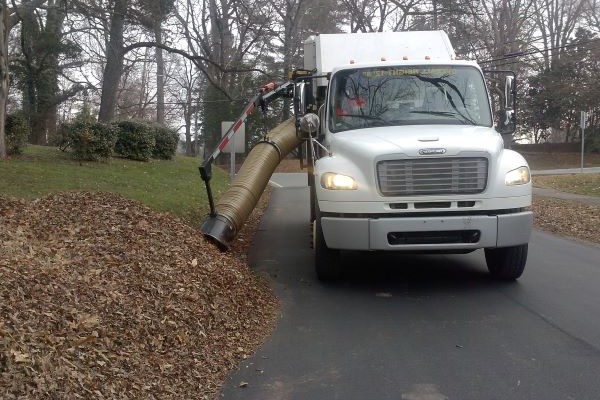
[281,26,292,121]
[185,111,193,156]
[0,1,8,158]
[39,0,63,143]
[98,0,127,122]
[184,89,193,156]
[18,0,65,145]
[138,47,149,118]
[19,1,41,143]
[202,0,234,155]
[154,23,165,124]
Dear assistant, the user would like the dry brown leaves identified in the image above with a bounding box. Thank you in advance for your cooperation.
[0,191,277,399]
[274,158,304,173]
[533,196,600,245]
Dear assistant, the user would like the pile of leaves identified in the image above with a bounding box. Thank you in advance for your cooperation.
[0,192,277,399]
[533,197,600,245]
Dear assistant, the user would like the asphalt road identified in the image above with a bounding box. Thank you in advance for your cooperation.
[221,175,600,400]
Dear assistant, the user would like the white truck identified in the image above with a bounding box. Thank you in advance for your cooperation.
[295,31,533,280]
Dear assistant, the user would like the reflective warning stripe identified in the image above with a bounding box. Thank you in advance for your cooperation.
[218,137,230,151]
[209,94,260,161]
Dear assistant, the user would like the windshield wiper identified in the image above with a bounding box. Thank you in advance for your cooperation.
[338,113,381,120]
[410,110,475,125]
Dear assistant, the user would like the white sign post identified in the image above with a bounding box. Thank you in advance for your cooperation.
[580,111,586,173]
[221,121,246,180]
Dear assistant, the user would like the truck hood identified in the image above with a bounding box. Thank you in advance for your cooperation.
[329,125,503,158]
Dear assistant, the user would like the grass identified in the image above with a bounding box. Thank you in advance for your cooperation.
[521,152,600,170]
[534,173,600,197]
[523,151,600,197]
[4,147,598,222]
[0,145,230,225]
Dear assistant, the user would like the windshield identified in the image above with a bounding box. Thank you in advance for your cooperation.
[328,65,492,132]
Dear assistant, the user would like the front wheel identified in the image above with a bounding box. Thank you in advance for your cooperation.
[309,174,316,223]
[314,212,341,281]
[484,244,528,280]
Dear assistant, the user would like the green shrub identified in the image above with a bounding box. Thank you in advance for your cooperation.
[152,125,179,160]
[57,120,117,161]
[586,132,600,154]
[5,113,29,155]
[114,120,155,161]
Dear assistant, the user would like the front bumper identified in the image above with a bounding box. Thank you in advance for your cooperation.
[321,211,533,251]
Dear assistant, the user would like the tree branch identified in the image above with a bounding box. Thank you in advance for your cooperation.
[9,0,47,29]
[121,41,273,100]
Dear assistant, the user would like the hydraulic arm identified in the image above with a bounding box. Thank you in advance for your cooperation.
[198,81,294,217]
[199,81,298,250]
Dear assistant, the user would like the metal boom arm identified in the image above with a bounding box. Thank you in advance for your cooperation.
[198,81,294,217]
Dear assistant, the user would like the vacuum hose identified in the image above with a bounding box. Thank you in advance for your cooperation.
[201,118,301,250]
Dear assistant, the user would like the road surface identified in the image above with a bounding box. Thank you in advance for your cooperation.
[221,174,600,400]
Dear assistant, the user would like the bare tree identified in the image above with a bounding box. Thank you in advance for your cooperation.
[172,0,273,150]
[532,0,587,69]
[341,0,421,33]
[136,0,176,123]
[585,0,600,33]
[116,48,158,119]
[264,0,342,120]
[268,0,307,120]
[168,56,203,155]
[0,1,9,158]
[469,0,534,60]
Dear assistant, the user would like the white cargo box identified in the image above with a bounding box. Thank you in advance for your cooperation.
[303,31,456,81]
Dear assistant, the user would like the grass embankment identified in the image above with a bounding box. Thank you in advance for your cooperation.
[0,145,229,225]
[534,173,600,197]
[522,152,600,170]
[521,150,600,197]
[504,150,600,199]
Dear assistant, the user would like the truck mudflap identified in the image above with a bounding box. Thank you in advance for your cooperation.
[321,211,533,251]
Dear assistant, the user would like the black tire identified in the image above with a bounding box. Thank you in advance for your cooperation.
[484,244,528,280]
[314,211,342,281]
[309,174,317,223]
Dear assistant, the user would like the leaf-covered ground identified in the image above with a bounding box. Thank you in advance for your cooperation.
[533,196,600,245]
[0,192,277,399]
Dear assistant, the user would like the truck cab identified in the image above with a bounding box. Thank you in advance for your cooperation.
[300,31,532,280]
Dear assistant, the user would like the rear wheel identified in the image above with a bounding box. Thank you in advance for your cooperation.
[314,210,341,281]
[485,244,528,280]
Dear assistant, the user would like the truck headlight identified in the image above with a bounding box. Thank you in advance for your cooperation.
[505,166,530,186]
[321,173,358,190]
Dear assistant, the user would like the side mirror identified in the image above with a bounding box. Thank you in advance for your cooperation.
[294,81,307,116]
[297,113,320,140]
[497,109,515,135]
[497,74,516,136]
[504,75,515,110]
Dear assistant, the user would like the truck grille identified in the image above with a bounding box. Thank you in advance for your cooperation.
[377,157,488,196]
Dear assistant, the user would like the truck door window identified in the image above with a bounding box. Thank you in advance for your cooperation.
[329,66,492,132]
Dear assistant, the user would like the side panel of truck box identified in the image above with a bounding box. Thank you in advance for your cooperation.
[303,31,456,75]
